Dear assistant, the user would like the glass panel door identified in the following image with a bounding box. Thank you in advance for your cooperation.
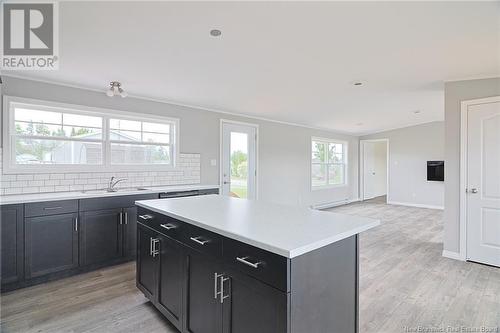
[221,122,257,199]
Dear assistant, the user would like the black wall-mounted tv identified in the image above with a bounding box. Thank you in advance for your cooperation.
[427,161,444,181]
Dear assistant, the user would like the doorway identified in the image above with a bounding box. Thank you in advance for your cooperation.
[220,120,258,200]
[360,139,389,202]
[461,96,500,267]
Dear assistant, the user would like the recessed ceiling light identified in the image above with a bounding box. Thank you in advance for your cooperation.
[210,29,222,37]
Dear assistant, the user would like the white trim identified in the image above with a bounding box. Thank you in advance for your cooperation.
[2,95,180,173]
[387,200,444,210]
[2,74,355,136]
[311,198,360,210]
[310,137,349,190]
[442,250,465,261]
[219,119,259,200]
[459,95,500,262]
[357,120,444,137]
[359,139,390,202]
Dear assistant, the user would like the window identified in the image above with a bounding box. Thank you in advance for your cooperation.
[109,118,172,165]
[3,97,179,173]
[311,138,347,188]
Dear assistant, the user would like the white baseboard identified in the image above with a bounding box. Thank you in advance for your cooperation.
[387,200,444,210]
[442,250,465,261]
[312,198,360,210]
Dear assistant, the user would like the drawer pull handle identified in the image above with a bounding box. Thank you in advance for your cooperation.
[44,206,63,210]
[139,214,153,220]
[236,256,262,269]
[160,223,177,230]
[190,236,209,245]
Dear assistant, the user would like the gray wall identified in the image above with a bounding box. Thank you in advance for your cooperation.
[361,121,445,208]
[0,76,359,207]
[443,77,500,253]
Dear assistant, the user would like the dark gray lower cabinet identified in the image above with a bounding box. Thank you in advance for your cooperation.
[222,268,287,333]
[25,213,79,279]
[123,206,138,258]
[185,249,222,333]
[79,209,123,266]
[137,224,157,299]
[0,205,24,285]
[136,224,184,331]
[157,234,184,330]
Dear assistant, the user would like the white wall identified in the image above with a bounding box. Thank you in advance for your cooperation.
[443,77,500,254]
[0,76,359,207]
[361,121,445,209]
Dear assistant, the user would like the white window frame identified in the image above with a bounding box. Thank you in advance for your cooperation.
[2,96,180,174]
[311,136,348,190]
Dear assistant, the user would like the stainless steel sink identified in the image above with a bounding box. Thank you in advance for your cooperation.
[80,187,149,194]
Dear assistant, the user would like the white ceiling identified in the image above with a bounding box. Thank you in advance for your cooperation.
[9,1,500,135]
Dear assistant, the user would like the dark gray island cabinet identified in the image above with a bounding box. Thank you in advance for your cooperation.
[136,195,379,333]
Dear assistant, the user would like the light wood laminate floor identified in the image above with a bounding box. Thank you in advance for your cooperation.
[1,199,499,333]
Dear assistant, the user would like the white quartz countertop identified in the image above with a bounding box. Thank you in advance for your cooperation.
[136,195,380,258]
[0,185,220,205]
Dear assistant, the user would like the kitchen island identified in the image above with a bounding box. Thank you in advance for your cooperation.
[135,195,379,333]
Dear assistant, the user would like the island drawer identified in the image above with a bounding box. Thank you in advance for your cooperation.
[223,238,289,292]
[25,200,78,217]
[137,207,185,243]
[181,223,223,257]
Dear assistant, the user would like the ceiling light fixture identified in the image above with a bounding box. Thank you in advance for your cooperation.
[106,81,128,98]
[210,29,222,37]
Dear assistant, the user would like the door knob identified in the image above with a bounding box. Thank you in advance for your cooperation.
[470,188,478,194]
[223,181,231,184]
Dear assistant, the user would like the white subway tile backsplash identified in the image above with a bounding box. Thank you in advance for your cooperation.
[5,188,23,195]
[55,185,70,192]
[17,174,34,181]
[0,149,201,196]
[44,180,60,186]
[0,175,16,181]
[28,180,45,187]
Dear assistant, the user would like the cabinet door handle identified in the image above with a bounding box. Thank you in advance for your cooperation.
[139,214,153,220]
[124,211,128,225]
[160,223,177,230]
[190,236,209,245]
[151,238,160,257]
[74,217,78,232]
[236,256,262,269]
[214,273,223,299]
[119,212,123,225]
[44,206,63,210]
[219,275,230,304]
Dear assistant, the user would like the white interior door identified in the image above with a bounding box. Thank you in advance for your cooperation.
[363,142,377,200]
[466,99,500,267]
[221,122,257,199]
[362,141,387,200]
